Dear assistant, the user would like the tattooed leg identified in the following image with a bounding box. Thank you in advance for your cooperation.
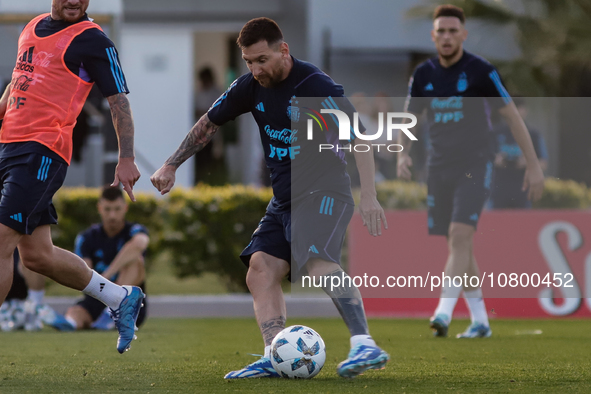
[247,252,291,347]
[260,316,287,346]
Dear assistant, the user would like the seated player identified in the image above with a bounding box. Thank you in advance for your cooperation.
[46,186,149,331]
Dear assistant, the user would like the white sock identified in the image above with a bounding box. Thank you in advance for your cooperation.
[350,334,376,348]
[82,271,127,310]
[65,316,78,329]
[264,345,271,359]
[27,289,45,305]
[433,283,463,324]
[464,288,489,326]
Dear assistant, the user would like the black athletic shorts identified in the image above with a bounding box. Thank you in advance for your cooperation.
[0,153,67,235]
[77,288,148,327]
[240,193,354,277]
[427,160,493,236]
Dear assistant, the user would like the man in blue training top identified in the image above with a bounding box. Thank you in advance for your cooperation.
[151,17,389,379]
[398,5,544,338]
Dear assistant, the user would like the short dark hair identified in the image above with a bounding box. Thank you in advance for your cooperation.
[237,17,283,48]
[101,185,124,201]
[433,4,465,24]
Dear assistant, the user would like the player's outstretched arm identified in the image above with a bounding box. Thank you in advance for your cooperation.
[353,141,387,237]
[150,114,220,195]
[0,83,11,119]
[107,93,141,202]
[498,103,544,201]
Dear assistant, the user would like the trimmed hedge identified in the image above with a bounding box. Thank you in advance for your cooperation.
[532,178,591,209]
[52,178,589,292]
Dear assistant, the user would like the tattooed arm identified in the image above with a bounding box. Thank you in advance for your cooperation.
[107,93,141,201]
[150,114,220,195]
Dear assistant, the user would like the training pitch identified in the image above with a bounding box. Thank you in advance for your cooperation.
[0,318,589,393]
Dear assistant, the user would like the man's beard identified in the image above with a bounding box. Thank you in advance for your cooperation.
[255,64,284,88]
[440,46,460,61]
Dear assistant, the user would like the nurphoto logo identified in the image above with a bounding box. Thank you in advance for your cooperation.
[306,109,418,153]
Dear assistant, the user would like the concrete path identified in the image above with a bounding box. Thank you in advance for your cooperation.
[46,294,340,318]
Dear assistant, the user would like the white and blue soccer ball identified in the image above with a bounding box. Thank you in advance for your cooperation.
[270,325,326,379]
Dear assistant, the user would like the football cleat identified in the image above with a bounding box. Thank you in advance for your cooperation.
[111,286,145,354]
[337,344,389,378]
[224,357,280,379]
[92,307,115,331]
[456,322,492,338]
[429,314,449,337]
[40,307,76,332]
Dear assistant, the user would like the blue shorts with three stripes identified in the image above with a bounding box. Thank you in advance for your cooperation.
[0,153,67,235]
[240,192,354,278]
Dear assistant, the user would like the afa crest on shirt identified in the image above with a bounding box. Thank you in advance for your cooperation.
[287,95,300,122]
[457,72,468,92]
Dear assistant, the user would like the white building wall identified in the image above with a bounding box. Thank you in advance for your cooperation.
[119,26,195,191]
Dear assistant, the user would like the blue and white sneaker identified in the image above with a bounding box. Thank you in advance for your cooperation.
[337,344,390,378]
[110,286,145,354]
[37,304,75,331]
[429,314,449,337]
[456,322,492,338]
[92,307,115,331]
[224,357,280,379]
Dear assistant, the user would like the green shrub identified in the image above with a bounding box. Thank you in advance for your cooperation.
[533,178,591,209]
[161,185,273,292]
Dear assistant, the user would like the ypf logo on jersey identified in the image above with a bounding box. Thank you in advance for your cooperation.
[303,101,418,153]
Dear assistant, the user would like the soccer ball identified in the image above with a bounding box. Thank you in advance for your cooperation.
[270,325,326,379]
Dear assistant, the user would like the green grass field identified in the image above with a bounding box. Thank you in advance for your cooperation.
[0,318,589,393]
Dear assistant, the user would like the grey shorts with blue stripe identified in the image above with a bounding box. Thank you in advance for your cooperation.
[427,160,493,236]
[0,153,67,234]
[240,193,354,277]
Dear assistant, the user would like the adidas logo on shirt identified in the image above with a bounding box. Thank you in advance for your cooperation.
[256,102,265,112]
[16,46,35,73]
[425,83,434,91]
[309,245,319,254]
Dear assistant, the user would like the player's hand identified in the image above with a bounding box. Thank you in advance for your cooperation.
[112,157,140,202]
[397,153,413,180]
[359,193,388,237]
[523,162,544,202]
[151,165,176,195]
